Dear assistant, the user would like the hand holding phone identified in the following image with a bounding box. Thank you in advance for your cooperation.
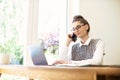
[68,33,77,42]
[71,33,77,42]
[66,33,77,46]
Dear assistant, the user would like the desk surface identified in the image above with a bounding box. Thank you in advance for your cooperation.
[0,65,120,80]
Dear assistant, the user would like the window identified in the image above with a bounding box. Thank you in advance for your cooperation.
[23,0,80,65]
[0,0,80,65]
[37,0,67,63]
[0,0,28,64]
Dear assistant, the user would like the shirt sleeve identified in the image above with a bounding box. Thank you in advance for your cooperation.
[58,42,74,61]
[71,40,105,65]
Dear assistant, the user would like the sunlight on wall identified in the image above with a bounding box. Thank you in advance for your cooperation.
[79,0,120,65]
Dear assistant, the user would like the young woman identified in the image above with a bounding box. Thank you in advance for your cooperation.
[53,15,104,65]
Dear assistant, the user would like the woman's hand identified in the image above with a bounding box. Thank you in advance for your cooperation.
[52,60,69,65]
[66,34,73,47]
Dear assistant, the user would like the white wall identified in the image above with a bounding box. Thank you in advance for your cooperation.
[79,0,120,65]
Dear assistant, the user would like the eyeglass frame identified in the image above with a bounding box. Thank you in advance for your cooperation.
[72,24,85,31]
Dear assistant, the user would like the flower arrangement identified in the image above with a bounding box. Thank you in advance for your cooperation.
[38,32,59,55]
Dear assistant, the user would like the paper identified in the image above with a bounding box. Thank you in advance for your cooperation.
[56,63,90,67]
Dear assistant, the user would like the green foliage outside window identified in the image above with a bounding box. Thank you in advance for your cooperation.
[0,0,24,64]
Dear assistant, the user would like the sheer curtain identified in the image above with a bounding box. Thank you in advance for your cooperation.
[24,0,39,65]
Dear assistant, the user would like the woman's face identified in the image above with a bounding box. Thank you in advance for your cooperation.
[72,21,88,38]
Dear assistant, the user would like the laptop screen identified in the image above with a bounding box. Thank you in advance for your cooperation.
[29,45,48,65]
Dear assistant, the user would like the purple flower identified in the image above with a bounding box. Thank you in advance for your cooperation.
[39,32,59,54]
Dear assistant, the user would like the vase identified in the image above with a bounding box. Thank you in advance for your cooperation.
[0,54,10,65]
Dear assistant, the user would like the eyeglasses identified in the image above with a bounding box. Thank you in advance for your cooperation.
[72,25,85,31]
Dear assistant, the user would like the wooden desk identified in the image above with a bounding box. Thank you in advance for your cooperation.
[0,65,120,80]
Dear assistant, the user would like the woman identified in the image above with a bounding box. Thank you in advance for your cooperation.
[53,15,104,65]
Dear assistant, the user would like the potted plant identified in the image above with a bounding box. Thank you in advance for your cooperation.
[0,38,23,65]
[7,38,23,65]
[0,43,11,65]
[10,45,23,65]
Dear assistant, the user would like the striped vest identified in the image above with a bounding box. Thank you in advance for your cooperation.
[72,39,99,61]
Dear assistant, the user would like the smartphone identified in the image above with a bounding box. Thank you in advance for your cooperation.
[71,33,77,42]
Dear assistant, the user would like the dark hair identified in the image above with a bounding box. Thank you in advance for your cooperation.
[72,15,90,33]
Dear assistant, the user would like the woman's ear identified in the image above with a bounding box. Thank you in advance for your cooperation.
[85,24,89,31]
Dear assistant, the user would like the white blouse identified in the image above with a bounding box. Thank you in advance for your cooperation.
[59,37,105,65]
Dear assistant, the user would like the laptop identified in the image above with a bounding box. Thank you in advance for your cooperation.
[29,45,48,65]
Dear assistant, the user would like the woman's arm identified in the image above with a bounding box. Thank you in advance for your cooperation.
[58,34,74,60]
[59,42,74,60]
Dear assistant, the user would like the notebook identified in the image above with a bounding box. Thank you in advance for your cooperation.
[29,45,48,65]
